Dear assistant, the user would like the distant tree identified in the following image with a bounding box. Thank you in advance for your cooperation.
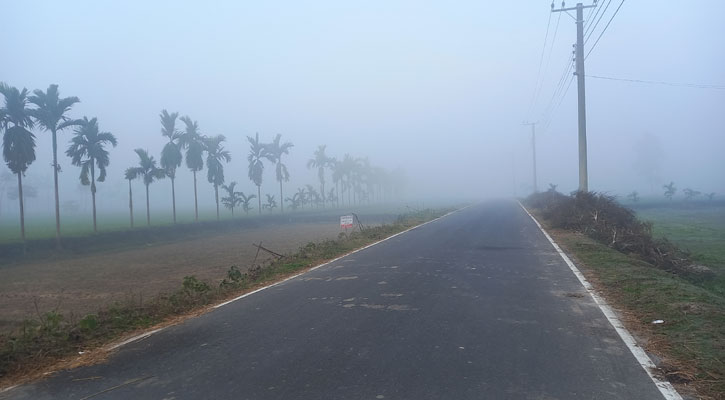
[326,187,338,205]
[221,181,242,215]
[307,145,332,207]
[663,181,676,201]
[264,193,277,212]
[28,84,82,245]
[264,134,293,213]
[1,83,36,242]
[627,191,639,203]
[159,110,182,223]
[204,135,231,220]
[126,149,166,225]
[329,158,341,208]
[239,192,256,215]
[247,133,267,214]
[179,116,204,221]
[705,192,716,201]
[683,188,701,201]
[548,183,558,192]
[285,190,304,211]
[306,184,321,208]
[124,168,136,227]
[65,117,118,232]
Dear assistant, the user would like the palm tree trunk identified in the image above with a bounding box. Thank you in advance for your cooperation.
[215,184,220,220]
[145,184,151,226]
[257,186,262,214]
[91,162,97,233]
[321,182,325,208]
[193,171,198,221]
[17,173,25,242]
[52,128,61,247]
[128,179,134,228]
[279,180,284,213]
[171,176,177,224]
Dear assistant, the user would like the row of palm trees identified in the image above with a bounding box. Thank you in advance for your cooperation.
[1,82,117,241]
[1,81,406,243]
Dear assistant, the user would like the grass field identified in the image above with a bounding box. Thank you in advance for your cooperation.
[634,202,725,296]
[536,201,725,398]
[0,204,412,243]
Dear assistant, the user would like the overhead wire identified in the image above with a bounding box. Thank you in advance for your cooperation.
[528,12,554,118]
[544,74,576,132]
[585,0,626,60]
[586,75,725,90]
[584,0,611,45]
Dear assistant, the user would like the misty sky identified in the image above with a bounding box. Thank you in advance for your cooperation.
[1,0,724,219]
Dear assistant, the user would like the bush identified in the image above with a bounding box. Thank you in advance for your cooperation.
[526,191,697,277]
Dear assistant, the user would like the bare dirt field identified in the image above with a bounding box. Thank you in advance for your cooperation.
[0,221,343,332]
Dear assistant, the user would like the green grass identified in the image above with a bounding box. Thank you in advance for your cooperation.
[555,231,725,397]
[0,204,413,243]
[634,204,725,297]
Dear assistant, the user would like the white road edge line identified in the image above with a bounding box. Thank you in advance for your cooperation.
[518,201,683,400]
[213,206,468,309]
[104,206,469,351]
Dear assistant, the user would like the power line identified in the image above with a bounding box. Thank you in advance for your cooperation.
[540,52,574,129]
[528,12,553,117]
[587,74,725,90]
[584,0,611,45]
[532,12,563,117]
[543,73,576,132]
[585,0,626,60]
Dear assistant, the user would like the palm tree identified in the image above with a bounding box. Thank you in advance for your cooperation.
[124,168,136,227]
[1,83,36,242]
[28,84,81,245]
[306,184,321,208]
[239,192,256,215]
[307,145,331,208]
[159,110,182,223]
[327,187,337,205]
[264,134,293,213]
[264,194,277,212]
[204,135,231,220]
[179,116,204,221]
[247,133,266,214]
[221,181,242,216]
[126,149,166,226]
[329,157,341,208]
[340,154,358,206]
[663,181,676,201]
[65,117,117,233]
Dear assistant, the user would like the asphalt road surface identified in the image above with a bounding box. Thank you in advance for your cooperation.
[3,200,669,399]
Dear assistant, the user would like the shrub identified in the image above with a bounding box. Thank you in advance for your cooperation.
[526,191,696,277]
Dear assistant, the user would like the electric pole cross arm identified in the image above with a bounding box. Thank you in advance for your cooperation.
[551,1,596,192]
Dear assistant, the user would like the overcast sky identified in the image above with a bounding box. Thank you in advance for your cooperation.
[1,0,724,219]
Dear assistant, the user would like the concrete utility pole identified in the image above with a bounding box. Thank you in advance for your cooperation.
[522,121,538,193]
[551,1,596,192]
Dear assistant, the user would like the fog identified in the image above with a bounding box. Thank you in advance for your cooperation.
[1,1,724,222]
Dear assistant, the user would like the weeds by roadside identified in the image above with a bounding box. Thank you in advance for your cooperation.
[525,191,724,399]
[0,208,452,385]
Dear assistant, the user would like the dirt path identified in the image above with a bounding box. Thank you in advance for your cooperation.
[0,222,342,332]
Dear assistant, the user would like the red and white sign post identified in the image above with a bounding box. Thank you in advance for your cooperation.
[340,215,354,230]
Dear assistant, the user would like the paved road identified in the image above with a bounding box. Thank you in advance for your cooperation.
[3,200,667,399]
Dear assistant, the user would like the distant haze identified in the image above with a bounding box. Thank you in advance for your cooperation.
[1,1,724,219]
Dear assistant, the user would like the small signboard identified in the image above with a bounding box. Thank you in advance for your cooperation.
[340,215,354,229]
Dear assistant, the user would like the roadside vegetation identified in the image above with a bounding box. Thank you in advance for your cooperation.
[525,190,724,399]
[0,208,451,386]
